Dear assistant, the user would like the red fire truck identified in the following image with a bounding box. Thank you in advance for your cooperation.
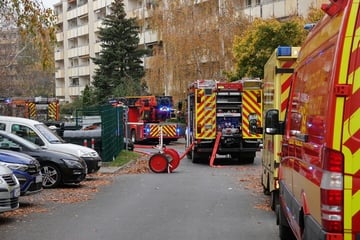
[120,95,182,144]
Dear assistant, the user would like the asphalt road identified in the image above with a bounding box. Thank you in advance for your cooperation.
[1,141,279,240]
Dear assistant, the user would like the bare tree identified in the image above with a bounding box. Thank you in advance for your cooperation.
[147,0,249,102]
[0,0,56,97]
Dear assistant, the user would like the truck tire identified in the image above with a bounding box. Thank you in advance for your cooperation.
[192,149,201,163]
[262,174,270,195]
[270,190,279,211]
[246,157,255,164]
[240,152,255,164]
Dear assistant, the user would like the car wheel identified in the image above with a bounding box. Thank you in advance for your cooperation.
[41,164,62,188]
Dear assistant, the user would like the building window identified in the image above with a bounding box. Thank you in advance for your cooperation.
[70,78,79,86]
[247,0,252,7]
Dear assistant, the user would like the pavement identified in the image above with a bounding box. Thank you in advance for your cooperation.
[98,166,122,174]
[97,138,185,174]
[97,155,142,174]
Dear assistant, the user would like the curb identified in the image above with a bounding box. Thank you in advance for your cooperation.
[98,152,150,174]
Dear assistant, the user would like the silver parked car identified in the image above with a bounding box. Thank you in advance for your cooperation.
[0,164,20,213]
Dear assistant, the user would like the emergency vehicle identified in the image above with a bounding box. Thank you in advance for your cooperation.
[261,46,300,211]
[264,0,360,239]
[186,79,263,164]
[0,97,60,121]
[121,95,181,143]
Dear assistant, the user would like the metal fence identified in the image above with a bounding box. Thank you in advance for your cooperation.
[69,104,124,162]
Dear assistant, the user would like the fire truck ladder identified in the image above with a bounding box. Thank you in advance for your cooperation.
[209,131,222,167]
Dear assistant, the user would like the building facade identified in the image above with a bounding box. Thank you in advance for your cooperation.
[53,0,326,103]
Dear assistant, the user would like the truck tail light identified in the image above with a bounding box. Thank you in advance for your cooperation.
[320,147,344,233]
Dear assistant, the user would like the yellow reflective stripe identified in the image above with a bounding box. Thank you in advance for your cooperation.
[342,106,360,144]
[343,147,359,235]
[342,3,360,239]
[332,98,344,150]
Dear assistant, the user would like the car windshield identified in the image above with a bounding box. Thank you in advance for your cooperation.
[35,124,64,143]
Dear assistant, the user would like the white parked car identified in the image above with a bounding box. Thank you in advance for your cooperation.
[0,116,102,174]
[0,164,20,213]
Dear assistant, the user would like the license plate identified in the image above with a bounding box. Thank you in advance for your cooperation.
[12,187,20,198]
[36,175,43,183]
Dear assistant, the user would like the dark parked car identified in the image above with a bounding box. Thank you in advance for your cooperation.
[0,150,42,196]
[0,131,87,188]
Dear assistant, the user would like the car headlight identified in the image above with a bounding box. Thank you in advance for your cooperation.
[63,159,83,168]
[80,151,99,158]
[2,163,28,172]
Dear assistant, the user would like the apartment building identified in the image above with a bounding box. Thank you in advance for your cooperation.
[242,0,326,20]
[53,0,326,103]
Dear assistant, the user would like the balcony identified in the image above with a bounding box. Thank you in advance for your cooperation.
[55,87,65,97]
[68,45,90,58]
[93,0,108,10]
[243,0,299,20]
[139,30,159,45]
[56,13,63,24]
[127,8,152,20]
[55,50,64,60]
[67,3,88,19]
[55,69,65,78]
[78,65,90,76]
[68,86,85,96]
[56,32,64,42]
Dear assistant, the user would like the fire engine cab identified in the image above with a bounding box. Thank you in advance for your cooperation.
[264,1,360,239]
[121,95,181,144]
[186,79,263,164]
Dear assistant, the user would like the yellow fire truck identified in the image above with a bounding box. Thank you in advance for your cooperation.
[0,97,60,121]
[186,79,263,165]
[261,46,300,210]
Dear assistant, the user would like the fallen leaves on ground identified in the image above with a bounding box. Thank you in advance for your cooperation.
[236,165,272,212]
[2,157,150,219]
[118,159,150,174]
[2,154,271,220]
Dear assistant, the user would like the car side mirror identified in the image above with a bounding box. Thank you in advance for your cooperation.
[265,109,281,135]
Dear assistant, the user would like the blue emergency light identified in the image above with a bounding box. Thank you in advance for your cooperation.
[159,106,170,112]
[277,46,292,56]
[145,126,150,134]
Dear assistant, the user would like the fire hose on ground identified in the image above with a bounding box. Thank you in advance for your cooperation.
[148,126,194,173]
